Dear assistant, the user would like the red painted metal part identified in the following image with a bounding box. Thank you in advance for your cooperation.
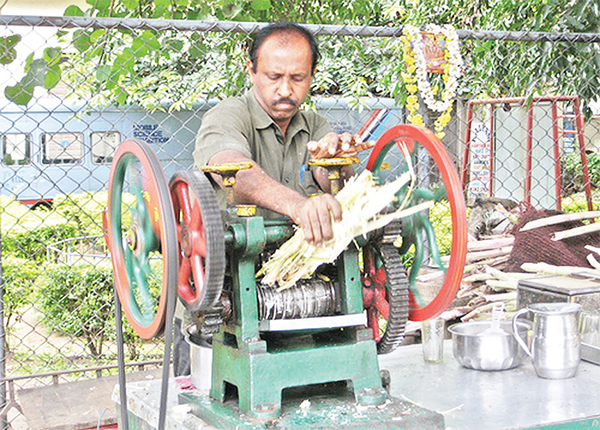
[362,248,389,342]
[366,124,468,321]
[461,95,593,211]
[106,139,176,339]
[170,178,209,306]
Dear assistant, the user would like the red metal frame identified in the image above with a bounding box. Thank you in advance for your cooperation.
[366,124,468,321]
[461,95,593,211]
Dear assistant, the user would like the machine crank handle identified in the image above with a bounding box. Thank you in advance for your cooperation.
[308,157,359,195]
[201,162,255,215]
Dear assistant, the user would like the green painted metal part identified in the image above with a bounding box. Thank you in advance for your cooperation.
[180,384,445,430]
[186,214,391,421]
[522,418,600,429]
[370,143,448,308]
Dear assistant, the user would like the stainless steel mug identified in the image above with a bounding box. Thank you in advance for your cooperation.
[512,302,581,379]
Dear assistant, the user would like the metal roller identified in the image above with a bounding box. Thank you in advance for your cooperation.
[257,278,338,320]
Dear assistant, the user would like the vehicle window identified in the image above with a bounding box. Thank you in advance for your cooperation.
[2,133,31,165]
[42,133,83,164]
[91,131,120,164]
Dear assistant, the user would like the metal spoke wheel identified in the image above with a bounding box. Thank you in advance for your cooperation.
[366,124,467,322]
[106,139,178,339]
[362,240,409,354]
[169,171,226,313]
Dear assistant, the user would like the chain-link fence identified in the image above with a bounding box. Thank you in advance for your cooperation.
[0,14,597,429]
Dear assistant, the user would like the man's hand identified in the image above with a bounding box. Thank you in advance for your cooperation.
[307,132,375,159]
[289,194,343,245]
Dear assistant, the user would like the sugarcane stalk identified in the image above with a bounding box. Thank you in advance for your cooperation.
[462,272,494,283]
[259,169,432,291]
[520,262,598,276]
[552,222,600,241]
[585,245,600,255]
[587,253,600,270]
[486,279,518,290]
[467,236,514,251]
[520,211,600,232]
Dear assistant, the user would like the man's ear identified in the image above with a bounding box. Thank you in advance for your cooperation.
[246,60,255,81]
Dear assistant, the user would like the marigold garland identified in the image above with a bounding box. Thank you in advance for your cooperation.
[400,24,463,139]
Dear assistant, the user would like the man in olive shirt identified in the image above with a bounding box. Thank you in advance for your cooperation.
[194,22,373,245]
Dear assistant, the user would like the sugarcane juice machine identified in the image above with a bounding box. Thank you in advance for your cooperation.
[104,124,468,428]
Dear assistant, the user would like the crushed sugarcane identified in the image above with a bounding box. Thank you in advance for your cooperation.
[257,169,432,290]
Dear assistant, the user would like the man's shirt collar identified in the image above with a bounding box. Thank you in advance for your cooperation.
[246,89,310,138]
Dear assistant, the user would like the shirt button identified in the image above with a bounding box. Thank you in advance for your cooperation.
[284,177,290,183]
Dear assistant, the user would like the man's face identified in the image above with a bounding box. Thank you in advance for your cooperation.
[247,32,313,130]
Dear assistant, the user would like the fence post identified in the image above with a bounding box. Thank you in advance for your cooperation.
[0,212,6,430]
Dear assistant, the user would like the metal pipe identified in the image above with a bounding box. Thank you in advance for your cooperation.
[551,102,562,211]
[525,101,534,205]
[0,15,598,43]
[573,98,594,212]
[114,286,129,430]
[0,211,6,430]
[489,104,495,196]
[460,101,474,190]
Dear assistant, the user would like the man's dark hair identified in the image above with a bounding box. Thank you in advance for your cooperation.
[248,22,320,74]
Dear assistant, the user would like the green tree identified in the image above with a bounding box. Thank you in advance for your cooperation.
[2,256,40,332]
[1,0,598,113]
[37,262,115,358]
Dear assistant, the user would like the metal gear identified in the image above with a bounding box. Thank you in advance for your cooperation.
[362,242,409,354]
[170,170,226,313]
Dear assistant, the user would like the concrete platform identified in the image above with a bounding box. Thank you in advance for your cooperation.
[116,341,600,430]
[18,368,163,430]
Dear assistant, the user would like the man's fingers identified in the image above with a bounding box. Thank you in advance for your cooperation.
[308,133,374,160]
[340,132,352,151]
[292,195,343,245]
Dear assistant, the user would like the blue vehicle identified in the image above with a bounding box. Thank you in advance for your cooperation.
[0,98,401,206]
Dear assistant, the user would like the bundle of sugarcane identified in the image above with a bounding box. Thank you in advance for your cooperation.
[258,169,432,291]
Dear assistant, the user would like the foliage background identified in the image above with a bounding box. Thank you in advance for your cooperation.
[2,0,598,114]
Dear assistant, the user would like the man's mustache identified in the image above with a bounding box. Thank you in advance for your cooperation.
[272,98,297,107]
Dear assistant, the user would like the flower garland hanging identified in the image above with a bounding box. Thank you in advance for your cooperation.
[400,24,463,139]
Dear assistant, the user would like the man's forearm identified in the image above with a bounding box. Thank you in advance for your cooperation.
[208,150,306,219]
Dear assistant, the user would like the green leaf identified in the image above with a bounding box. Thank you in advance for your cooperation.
[43,47,61,66]
[221,0,242,18]
[43,64,61,90]
[86,0,112,12]
[132,37,149,57]
[115,86,128,105]
[22,59,48,87]
[90,29,107,43]
[116,50,136,73]
[64,5,84,16]
[73,29,92,52]
[141,30,160,50]
[96,65,111,83]
[0,35,21,65]
[5,83,34,106]
[153,0,170,17]
[122,0,139,10]
[251,0,271,11]
[189,35,206,58]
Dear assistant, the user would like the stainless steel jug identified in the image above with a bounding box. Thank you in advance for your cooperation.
[512,302,581,379]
